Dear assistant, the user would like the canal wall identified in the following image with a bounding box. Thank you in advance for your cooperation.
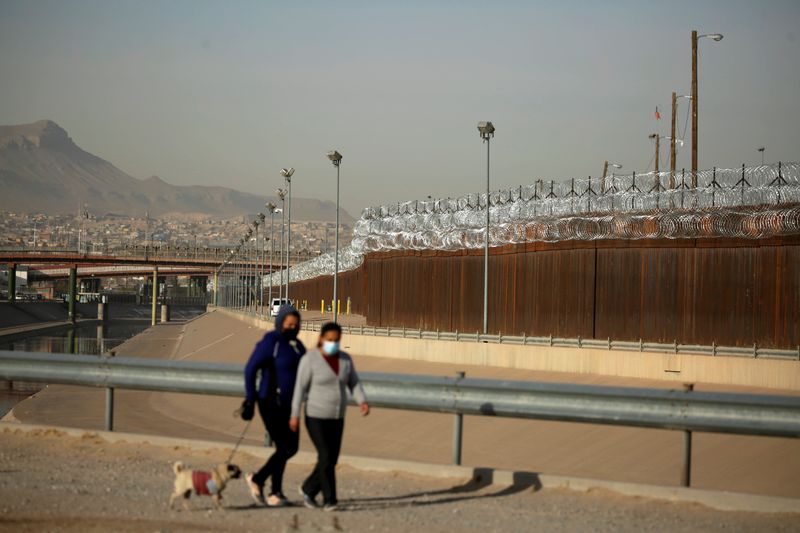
[213,307,800,391]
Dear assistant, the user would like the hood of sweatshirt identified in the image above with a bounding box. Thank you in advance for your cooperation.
[274,305,301,332]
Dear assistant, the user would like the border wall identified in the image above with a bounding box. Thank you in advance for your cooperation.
[288,235,800,349]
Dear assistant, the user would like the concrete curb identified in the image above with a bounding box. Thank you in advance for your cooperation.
[0,318,100,341]
[2,421,797,514]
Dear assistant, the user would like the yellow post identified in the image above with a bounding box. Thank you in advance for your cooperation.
[337,299,341,315]
[346,297,351,316]
[321,299,325,314]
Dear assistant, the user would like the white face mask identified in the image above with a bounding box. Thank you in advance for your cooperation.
[322,340,340,356]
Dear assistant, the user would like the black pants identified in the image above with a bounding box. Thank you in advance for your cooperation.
[302,416,345,505]
[252,399,298,495]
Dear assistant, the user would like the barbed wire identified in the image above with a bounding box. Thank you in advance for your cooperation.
[272,162,800,285]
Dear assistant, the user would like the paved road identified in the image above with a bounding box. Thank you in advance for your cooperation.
[9,310,800,498]
[1,428,796,533]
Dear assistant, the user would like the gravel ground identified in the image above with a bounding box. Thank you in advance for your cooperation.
[1,428,798,532]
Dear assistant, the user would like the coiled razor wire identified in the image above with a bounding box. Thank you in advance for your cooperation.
[270,162,800,285]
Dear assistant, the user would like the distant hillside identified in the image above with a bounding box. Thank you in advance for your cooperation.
[0,120,354,222]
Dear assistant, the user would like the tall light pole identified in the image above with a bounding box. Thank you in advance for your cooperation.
[691,31,723,186]
[757,147,765,165]
[276,189,287,304]
[257,213,265,315]
[281,168,295,302]
[251,222,259,313]
[601,161,622,193]
[477,122,495,335]
[266,202,277,312]
[327,150,342,323]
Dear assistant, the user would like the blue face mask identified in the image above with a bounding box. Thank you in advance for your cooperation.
[322,340,340,356]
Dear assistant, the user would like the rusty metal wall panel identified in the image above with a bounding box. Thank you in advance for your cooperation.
[286,237,800,348]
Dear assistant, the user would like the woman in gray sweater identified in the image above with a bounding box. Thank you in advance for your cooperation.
[289,322,369,511]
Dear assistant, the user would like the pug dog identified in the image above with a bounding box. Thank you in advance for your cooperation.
[169,461,242,510]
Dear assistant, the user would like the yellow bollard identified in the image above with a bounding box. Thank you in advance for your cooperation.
[346,298,351,316]
[321,299,325,314]
[337,299,341,315]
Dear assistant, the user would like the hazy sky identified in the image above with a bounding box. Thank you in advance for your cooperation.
[1,0,798,216]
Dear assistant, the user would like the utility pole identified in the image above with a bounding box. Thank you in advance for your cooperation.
[691,30,698,186]
[670,91,677,189]
[602,160,609,194]
[691,30,723,187]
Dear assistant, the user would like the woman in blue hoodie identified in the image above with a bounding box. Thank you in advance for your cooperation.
[240,306,305,507]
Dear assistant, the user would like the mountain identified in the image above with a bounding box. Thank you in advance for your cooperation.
[0,120,354,222]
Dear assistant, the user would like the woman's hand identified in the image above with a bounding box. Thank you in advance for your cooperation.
[239,400,255,421]
[289,416,300,432]
[360,402,370,416]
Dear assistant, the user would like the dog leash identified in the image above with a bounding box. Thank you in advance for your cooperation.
[225,413,253,465]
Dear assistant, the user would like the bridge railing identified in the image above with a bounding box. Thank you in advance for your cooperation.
[1,350,799,488]
[0,246,321,265]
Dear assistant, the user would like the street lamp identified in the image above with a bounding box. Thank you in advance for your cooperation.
[757,147,765,166]
[276,188,287,305]
[601,161,623,194]
[477,122,494,335]
[257,212,265,315]
[280,168,295,302]
[251,221,259,314]
[327,150,342,323]
[265,202,277,313]
[691,30,723,185]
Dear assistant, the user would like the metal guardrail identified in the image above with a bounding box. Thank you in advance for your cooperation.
[302,322,800,361]
[2,349,799,487]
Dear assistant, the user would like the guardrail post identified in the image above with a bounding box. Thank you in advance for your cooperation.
[681,383,694,487]
[104,351,116,431]
[452,371,465,465]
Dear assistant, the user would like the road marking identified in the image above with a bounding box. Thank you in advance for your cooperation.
[176,333,234,360]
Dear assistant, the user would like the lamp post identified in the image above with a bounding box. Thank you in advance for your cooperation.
[327,150,342,323]
[251,222,259,313]
[266,203,277,314]
[280,168,295,303]
[601,161,622,194]
[757,147,765,166]
[276,189,287,305]
[237,240,244,309]
[691,31,723,186]
[477,122,495,335]
[257,213,265,315]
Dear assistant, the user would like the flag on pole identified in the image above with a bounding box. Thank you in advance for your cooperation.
[655,106,661,120]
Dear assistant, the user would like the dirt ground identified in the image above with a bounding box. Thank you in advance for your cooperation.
[1,428,798,533]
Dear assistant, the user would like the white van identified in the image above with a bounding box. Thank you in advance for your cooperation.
[270,298,293,317]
